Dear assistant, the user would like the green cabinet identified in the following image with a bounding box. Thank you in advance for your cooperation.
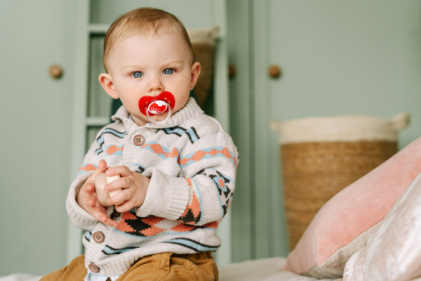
[0,0,77,275]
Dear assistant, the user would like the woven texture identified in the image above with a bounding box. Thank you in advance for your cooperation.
[192,43,215,109]
[281,140,397,250]
[187,26,218,110]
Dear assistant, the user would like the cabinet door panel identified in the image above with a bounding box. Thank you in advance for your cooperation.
[252,0,421,258]
[0,0,75,275]
[269,0,421,146]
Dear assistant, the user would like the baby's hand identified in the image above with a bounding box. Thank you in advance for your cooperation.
[104,166,150,213]
[76,160,117,228]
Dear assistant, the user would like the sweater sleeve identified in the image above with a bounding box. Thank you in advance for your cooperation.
[66,131,111,231]
[137,130,238,226]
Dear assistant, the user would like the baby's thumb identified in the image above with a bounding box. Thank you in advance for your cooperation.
[94,160,108,175]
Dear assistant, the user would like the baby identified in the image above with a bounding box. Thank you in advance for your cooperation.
[41,7,238,281]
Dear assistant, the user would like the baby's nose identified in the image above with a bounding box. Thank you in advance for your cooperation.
[148,78,164,93]
[149,84,163,92]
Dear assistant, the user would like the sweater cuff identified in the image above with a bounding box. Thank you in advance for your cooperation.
[137,167,189,220]
[66,171,98,230]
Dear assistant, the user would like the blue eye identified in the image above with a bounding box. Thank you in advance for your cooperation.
[132,72,143,78]
[163,68,174,75]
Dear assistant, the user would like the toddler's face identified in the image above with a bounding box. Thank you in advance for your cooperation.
[100,31,200,126]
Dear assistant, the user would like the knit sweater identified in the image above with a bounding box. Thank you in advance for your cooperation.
[66,98,238,277]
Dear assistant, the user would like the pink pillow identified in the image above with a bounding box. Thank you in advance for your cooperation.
[284,136,421,279]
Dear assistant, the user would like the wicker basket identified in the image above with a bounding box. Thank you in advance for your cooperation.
[188,27,218,109]
[270,113,409,251]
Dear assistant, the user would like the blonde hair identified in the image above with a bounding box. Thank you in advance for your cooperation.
[103,7,196,72]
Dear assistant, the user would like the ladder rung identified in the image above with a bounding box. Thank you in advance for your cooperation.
[86,117,109,126]
[89,24,110,35]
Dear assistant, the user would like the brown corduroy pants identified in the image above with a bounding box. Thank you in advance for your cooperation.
[40,252,218,281]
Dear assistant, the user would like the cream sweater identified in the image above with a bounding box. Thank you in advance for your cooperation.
[66,98,238,277]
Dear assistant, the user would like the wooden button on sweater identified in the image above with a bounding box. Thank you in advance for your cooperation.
[89,263,100,273]
[93,231,104,243]
[133,134,145,146]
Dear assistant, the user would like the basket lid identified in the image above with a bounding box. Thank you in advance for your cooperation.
[270,113,410,144]
[187,26,218,46]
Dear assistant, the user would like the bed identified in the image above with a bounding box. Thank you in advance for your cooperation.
[0,257,334,281]
[4,255,421,281]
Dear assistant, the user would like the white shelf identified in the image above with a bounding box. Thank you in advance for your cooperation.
[89,24,109,35]
[86,117,109,127]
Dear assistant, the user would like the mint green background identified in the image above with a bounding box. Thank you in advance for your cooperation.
[227,0,421,263]
[0,0,77,275]
[1,0,421,276]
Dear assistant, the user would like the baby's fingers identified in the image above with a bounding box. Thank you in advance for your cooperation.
[105,177,129,193]
[107,189,128,207]
[93,160,108,176]
[92,210,117,228]
[86,198,97,207]
[106,165,131,177]
[100,216,118,228]
[115,199,137,213]
[84,183,96,194]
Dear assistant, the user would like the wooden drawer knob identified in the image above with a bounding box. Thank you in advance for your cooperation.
[49,64,63,79]
[268,65,281,78]
[228,63,236,78]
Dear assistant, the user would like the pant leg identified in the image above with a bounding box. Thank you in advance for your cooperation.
[116,252,218,281]
[40,255,87,281]
[167,252,218,281]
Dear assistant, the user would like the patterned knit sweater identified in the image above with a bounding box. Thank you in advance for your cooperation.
[66,98,238,277]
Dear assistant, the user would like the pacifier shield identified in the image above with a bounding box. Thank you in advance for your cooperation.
[138,91,175,117]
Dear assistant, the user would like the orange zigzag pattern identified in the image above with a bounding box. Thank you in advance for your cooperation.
[142,143,179,159]
[106,145,124,155]
[179,147,237,166]
[78,164,96,173]
[178,178,201,225]
[170,221,218,233]
[140,216,165,236]
[203,221,218,229]
[170,224,195,232]
[116,212,166,237]
[115,211,219,236]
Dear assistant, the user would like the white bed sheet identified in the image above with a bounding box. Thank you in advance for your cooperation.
[219,257,336,281]
[0,275,41,281]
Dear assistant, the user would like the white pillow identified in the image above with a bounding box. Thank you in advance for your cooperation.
[344,173,421,281]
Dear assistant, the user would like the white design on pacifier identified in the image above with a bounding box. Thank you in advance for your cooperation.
[146,100,172,125]
[148,100,168,114]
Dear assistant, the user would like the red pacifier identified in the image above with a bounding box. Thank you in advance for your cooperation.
[138,91,175,125]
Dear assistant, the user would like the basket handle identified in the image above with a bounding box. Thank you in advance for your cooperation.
[388,113,410,131]
[270,120,281,132]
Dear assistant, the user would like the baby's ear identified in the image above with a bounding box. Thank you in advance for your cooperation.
[98,73,119,99]
[190,62,201,90]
